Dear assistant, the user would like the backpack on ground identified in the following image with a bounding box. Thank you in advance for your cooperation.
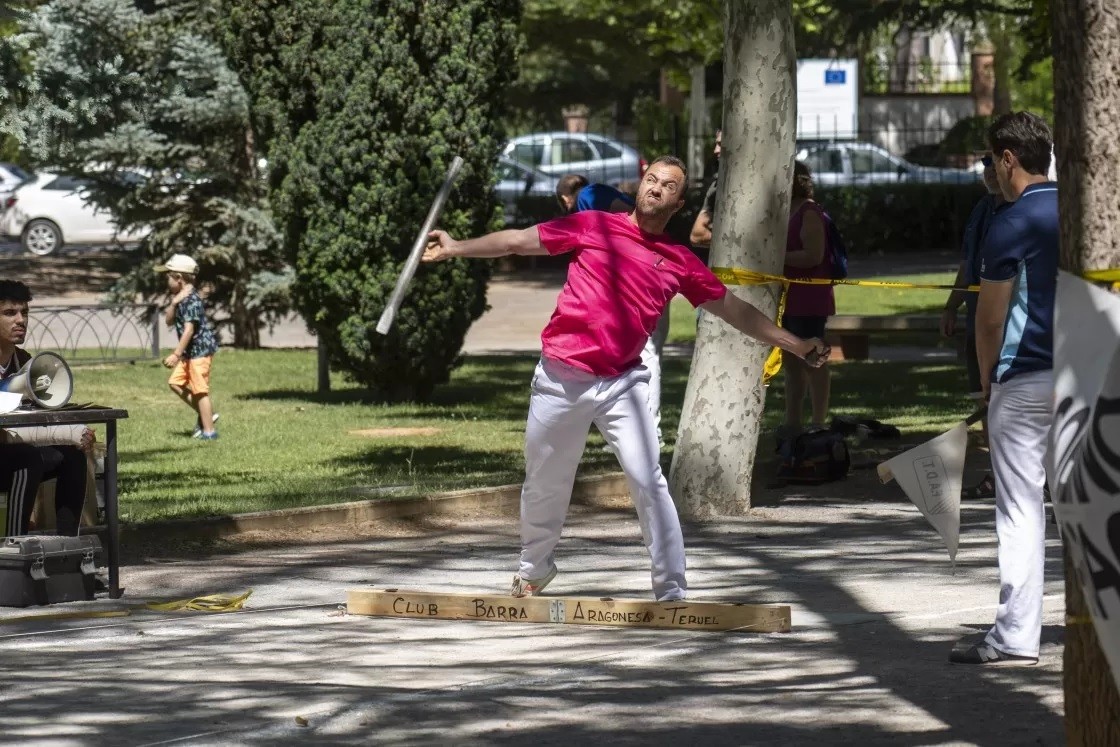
[776,426,851,484]
[821,211,849,280]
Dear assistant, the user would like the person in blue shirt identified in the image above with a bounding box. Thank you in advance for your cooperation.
[941,155,1006,499]
[949,112,1058,666]
[555,174,635,215]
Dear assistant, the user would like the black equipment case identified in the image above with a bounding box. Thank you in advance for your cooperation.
[0,535,102,607]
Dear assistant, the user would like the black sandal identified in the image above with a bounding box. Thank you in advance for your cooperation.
[963,473,996,500]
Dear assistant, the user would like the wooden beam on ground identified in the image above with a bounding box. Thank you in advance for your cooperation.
[347,588,791,634]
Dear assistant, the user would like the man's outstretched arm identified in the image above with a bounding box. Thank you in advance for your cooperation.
[423,226,546,261]
[701,291,829,366]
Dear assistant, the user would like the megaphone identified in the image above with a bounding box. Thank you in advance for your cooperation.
[0,352,73,409]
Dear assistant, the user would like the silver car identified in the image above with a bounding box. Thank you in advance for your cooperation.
[796,141,981,186]
[503,132,645,188]
[494,155,559,226]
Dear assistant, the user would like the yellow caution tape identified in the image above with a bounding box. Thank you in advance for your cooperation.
[715,266,1120,292]
[0,590,253,625]
[1082,269,1120,284]
[145,590,253,613]
[0,609,132,624]
[762,281,789,384]
[713,267,980,292]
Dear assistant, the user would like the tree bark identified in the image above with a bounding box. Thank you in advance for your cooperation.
[988,16,1013,115]
[1051,1,1120,741]
[669,0,795,519]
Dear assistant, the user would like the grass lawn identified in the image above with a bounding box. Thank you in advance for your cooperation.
[71,349,974,524]
[668,271,956,344]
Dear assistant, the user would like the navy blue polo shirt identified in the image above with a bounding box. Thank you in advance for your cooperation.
[960,193,1002,324]
[576,184,634,213]
[978,182,1059,383]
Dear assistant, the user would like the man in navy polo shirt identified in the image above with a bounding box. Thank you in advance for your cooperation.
[950,112,1058,665]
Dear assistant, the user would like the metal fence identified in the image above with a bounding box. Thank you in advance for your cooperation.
[27,304,161,364]
[862,59,975,95]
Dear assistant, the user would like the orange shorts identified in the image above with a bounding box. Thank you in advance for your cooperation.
[168,355,213,395]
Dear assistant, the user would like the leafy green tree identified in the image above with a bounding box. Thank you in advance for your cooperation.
[0,0,290,347]
[223,0,520,401]
[511,0,1051,128]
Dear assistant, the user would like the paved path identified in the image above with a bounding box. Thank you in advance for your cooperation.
[0,496,1063,745]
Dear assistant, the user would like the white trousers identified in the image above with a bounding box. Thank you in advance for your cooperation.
[640,336,661,439]
[985,369,1053,658]
[519,356,687,601]
[640,309,670,440]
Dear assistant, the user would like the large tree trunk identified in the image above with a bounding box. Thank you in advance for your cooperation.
[669,0,795,519]
[1051,0,1120,741]
[988,15,1013,115]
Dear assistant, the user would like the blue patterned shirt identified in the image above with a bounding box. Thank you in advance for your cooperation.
[174,291,219,359]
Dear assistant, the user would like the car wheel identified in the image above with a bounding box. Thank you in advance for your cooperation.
[22,219,62,256]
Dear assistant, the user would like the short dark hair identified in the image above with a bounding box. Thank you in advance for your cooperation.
[556,174,589,205]
[793,160,814,200]
[0,280,32,305]
[988,112,1053,176]
[648,155,688,183]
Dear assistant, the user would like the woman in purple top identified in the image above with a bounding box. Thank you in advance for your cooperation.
[781,161,835,432]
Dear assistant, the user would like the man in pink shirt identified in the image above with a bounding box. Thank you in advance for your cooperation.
[424,156,828,601]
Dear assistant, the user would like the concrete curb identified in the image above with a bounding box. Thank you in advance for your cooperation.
[120,472,631,543]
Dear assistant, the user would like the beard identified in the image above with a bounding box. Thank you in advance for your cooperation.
[635,193,675,222]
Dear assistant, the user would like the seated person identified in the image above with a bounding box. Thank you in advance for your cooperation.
[555,174,635,215]
[0,280,93,536]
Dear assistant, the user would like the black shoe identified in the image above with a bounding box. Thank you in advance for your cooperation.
[949,641,1037,665]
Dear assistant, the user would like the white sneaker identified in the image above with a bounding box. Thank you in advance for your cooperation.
[510,566,557,597]
[192,412,220,438]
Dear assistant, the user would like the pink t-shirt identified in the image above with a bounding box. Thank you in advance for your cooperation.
[537,211,726,377]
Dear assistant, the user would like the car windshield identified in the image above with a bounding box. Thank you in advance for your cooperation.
[508,143,545,167]
[6,165,32,182]
[496,160,523,181]
[850,149,898,174]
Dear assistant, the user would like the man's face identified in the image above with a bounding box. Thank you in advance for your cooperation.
[714,131,722,160]
[167,273,183,292]
[982,163,1000,195]
[635,163,686,220]
[991,148,1015,198]
[0,300,29,347]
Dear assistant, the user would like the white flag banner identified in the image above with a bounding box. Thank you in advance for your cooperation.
[878,421,967,562]
[1051,271,1120,691]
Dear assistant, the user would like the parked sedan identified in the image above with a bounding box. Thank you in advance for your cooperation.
[0,172,149,255]
[796,141,981,186]
[494,155,560,226]
[0,162,31,201]
[503,132,645,187]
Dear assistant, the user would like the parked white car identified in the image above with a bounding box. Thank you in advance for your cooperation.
[796,141,981,186]
[0,162,31,202]
[0,172,149,255]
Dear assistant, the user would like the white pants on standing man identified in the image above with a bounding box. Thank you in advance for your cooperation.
[985,369,1053,658]
[518,356,686,601]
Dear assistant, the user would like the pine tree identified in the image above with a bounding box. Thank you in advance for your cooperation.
[0,0,290,347]
[223,0,521,401]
